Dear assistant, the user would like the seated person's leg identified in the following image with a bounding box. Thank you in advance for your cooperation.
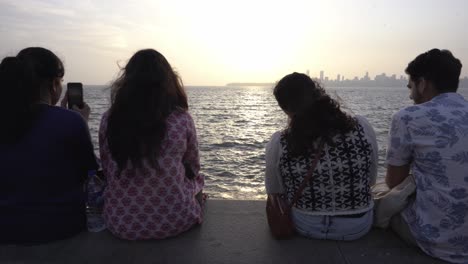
[327,210,373,241]
[390,213,417,246]
[291,211,328,239]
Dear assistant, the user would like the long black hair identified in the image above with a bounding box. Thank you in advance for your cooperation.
[274,72,357,157]
[106,49,188,172]
[0,47,64,143]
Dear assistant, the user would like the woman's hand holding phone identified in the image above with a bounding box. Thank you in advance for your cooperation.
[60,90,90,123]
[72,103,90,123]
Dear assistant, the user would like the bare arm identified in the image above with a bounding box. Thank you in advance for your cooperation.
[385,110,413,189]
[385,164,410,188]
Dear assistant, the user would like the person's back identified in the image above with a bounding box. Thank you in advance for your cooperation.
[100,110,204,240]
[0,47,97,243]
[99,49,204,240]
[265,73,378,240]
[278,118,375,214]
[386,49,468,263]
[0,105,96,243]
[390,93,468,259]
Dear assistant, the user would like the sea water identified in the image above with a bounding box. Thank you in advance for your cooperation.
[84,85,468,200]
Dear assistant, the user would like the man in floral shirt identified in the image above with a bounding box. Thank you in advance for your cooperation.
[386,49,468,263]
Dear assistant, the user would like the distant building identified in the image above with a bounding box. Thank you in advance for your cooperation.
[224,71,458,88]
[364,71,370,81]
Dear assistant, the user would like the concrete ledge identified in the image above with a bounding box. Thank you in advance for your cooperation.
[0,200,445,264]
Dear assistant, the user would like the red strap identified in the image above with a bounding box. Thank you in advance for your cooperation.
[289,140,325,209]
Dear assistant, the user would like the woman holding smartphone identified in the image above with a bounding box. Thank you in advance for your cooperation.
[0,47,98,243]
[99,49,204,240]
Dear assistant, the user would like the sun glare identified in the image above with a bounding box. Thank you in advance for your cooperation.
[166,0,324,83]
[2,0,466,85]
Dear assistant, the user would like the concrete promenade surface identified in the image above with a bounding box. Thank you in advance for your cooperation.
[0,200,445,264]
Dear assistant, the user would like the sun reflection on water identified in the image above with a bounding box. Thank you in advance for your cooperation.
[85,85,468,200]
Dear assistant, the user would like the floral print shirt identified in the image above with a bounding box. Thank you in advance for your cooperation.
[387,93,468,263]
[99,110,204,240]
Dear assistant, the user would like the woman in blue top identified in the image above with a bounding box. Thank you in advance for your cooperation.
[0,47,98,243]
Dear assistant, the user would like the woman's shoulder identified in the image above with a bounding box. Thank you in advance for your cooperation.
[98,110,110,133]
[34,105,89,140]
[354,115,371,127]
[267,130,283,148]
[170,108,190,117]
[167,109,192,123]
[101,110,109,119]
[270,130,283,141]
[44,105,86,126]
[352,115,377,145]
[266,131,283,161]
[350,115,374,133]
[100,110,110,124]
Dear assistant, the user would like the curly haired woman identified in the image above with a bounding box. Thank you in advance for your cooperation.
[265,72,378,240]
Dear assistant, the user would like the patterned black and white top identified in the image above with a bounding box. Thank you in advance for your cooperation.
[265,115,378,216]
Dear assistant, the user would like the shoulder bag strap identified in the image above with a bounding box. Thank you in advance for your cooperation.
[288,140,325,209]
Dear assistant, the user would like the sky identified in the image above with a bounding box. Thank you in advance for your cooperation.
[1,0,467,86]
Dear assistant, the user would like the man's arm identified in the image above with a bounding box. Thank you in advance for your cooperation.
[385,110,413,189]
[385,164,410,189]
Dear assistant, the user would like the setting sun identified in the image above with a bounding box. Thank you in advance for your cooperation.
[1,0,467,85]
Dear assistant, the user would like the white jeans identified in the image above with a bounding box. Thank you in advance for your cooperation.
[291,209,373,241]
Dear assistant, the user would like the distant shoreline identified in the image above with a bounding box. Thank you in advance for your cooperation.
[226,83,274,87]
[226,77,468,88]
[82,82,468,89]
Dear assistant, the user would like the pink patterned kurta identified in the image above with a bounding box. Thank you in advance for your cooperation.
[99,110,204,240]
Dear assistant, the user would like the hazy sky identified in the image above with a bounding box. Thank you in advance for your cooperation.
[1,0,467,85]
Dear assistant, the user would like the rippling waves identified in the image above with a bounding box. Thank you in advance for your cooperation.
[84,85,468,200]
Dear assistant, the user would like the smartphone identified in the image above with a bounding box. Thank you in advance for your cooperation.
[67,82,84,109]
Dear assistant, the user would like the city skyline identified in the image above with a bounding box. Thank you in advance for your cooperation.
[313,70,408,82]
[228,70,468,88]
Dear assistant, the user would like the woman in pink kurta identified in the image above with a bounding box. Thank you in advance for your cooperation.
[99,49,204,240]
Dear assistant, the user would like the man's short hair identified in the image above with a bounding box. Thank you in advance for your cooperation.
[405,49,462,93]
